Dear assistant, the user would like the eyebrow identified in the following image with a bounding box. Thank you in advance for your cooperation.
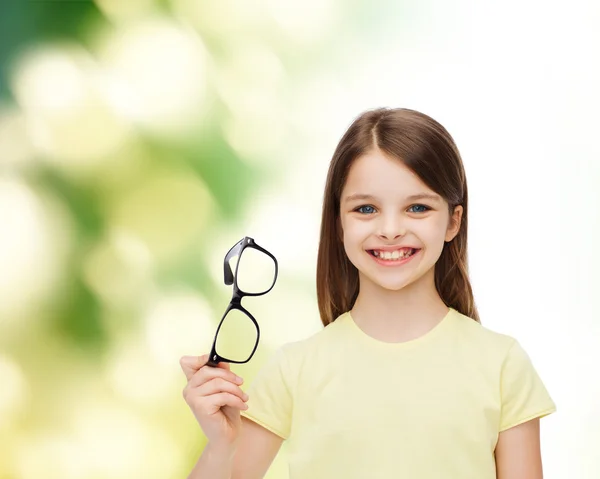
[343,192,442,203]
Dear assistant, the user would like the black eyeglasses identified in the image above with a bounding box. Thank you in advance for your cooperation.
[207,236,278,367]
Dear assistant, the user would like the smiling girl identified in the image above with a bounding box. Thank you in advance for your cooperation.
[181,108,556,479]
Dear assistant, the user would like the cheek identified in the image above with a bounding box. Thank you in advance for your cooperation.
[341,218,371,244]
[415,219,448,248]
[423,221,449,253]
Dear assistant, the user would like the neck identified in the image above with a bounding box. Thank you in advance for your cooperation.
[350,269,449,343]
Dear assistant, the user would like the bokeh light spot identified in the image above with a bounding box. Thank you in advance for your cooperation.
[99,18,208,138]
[106,336,181,404]
[83,229,154,308]
[0,179,72,325]
[72,403,184,478]
[11,45,131,169]
[144,291,215,365]
[109,172,214,263]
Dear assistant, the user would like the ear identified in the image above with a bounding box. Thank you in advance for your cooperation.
[445,205,463,242]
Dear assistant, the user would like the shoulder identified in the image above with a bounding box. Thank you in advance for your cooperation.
[448,308,520,360]
[450,313,558,429]
[445,309,549,398]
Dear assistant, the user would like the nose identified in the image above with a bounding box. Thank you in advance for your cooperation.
[377,212,406,241]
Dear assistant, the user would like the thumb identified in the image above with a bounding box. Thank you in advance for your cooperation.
[179,354,208,380]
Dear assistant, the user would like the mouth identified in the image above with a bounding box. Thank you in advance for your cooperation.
[367,247,421,262]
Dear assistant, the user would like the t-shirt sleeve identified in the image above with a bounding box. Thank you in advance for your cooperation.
[240,345,294,439]
[499,339,557,431]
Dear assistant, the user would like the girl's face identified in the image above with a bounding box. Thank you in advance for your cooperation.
[339,149,463,293]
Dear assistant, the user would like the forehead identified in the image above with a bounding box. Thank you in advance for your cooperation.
[342,150,437,200]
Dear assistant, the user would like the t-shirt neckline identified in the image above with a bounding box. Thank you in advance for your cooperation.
[343,307,456,349]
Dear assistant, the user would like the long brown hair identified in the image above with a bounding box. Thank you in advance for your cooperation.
[316,108,480,326]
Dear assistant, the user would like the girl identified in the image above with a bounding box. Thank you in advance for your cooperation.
[180,108,556,479]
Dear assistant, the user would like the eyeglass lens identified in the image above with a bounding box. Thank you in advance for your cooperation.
[215,308,258,362]
[229,246,276,294]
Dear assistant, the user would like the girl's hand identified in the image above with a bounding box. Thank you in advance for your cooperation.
[180,354,249,448]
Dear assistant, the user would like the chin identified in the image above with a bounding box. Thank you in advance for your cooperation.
[357,263,434,293]
[357,270,415,292]
[374,279,416,292]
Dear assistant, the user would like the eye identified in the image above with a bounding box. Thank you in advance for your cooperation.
[408,204,430,213]
[354,205,376,214]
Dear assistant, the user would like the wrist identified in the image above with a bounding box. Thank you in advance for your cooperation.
[205,440,238,461]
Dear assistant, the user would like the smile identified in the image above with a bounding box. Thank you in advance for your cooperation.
[367,248,421,265]
[368,248,419,261]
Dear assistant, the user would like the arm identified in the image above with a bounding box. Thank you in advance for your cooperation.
[187,417,283,479]
[180,354,285,479]
[232,418,284,478]
[495,418,543,479]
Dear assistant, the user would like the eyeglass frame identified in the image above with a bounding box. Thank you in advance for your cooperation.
[207,236,278,367]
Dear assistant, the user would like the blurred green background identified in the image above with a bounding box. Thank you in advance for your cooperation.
[1,0,598,478]
[0,1,397,477]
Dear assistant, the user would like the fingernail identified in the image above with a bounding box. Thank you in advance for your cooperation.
[243,393,249,401]
[235,376,243,384]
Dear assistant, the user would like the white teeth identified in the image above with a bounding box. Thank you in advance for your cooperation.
[373,249,415,260]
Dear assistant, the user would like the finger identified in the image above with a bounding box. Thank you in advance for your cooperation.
[216,361,231,371]
[180,354,209,381]
[194,377,249,402]
[188,365,243,388]
[201,392,249,415]
[204,356,231,371]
